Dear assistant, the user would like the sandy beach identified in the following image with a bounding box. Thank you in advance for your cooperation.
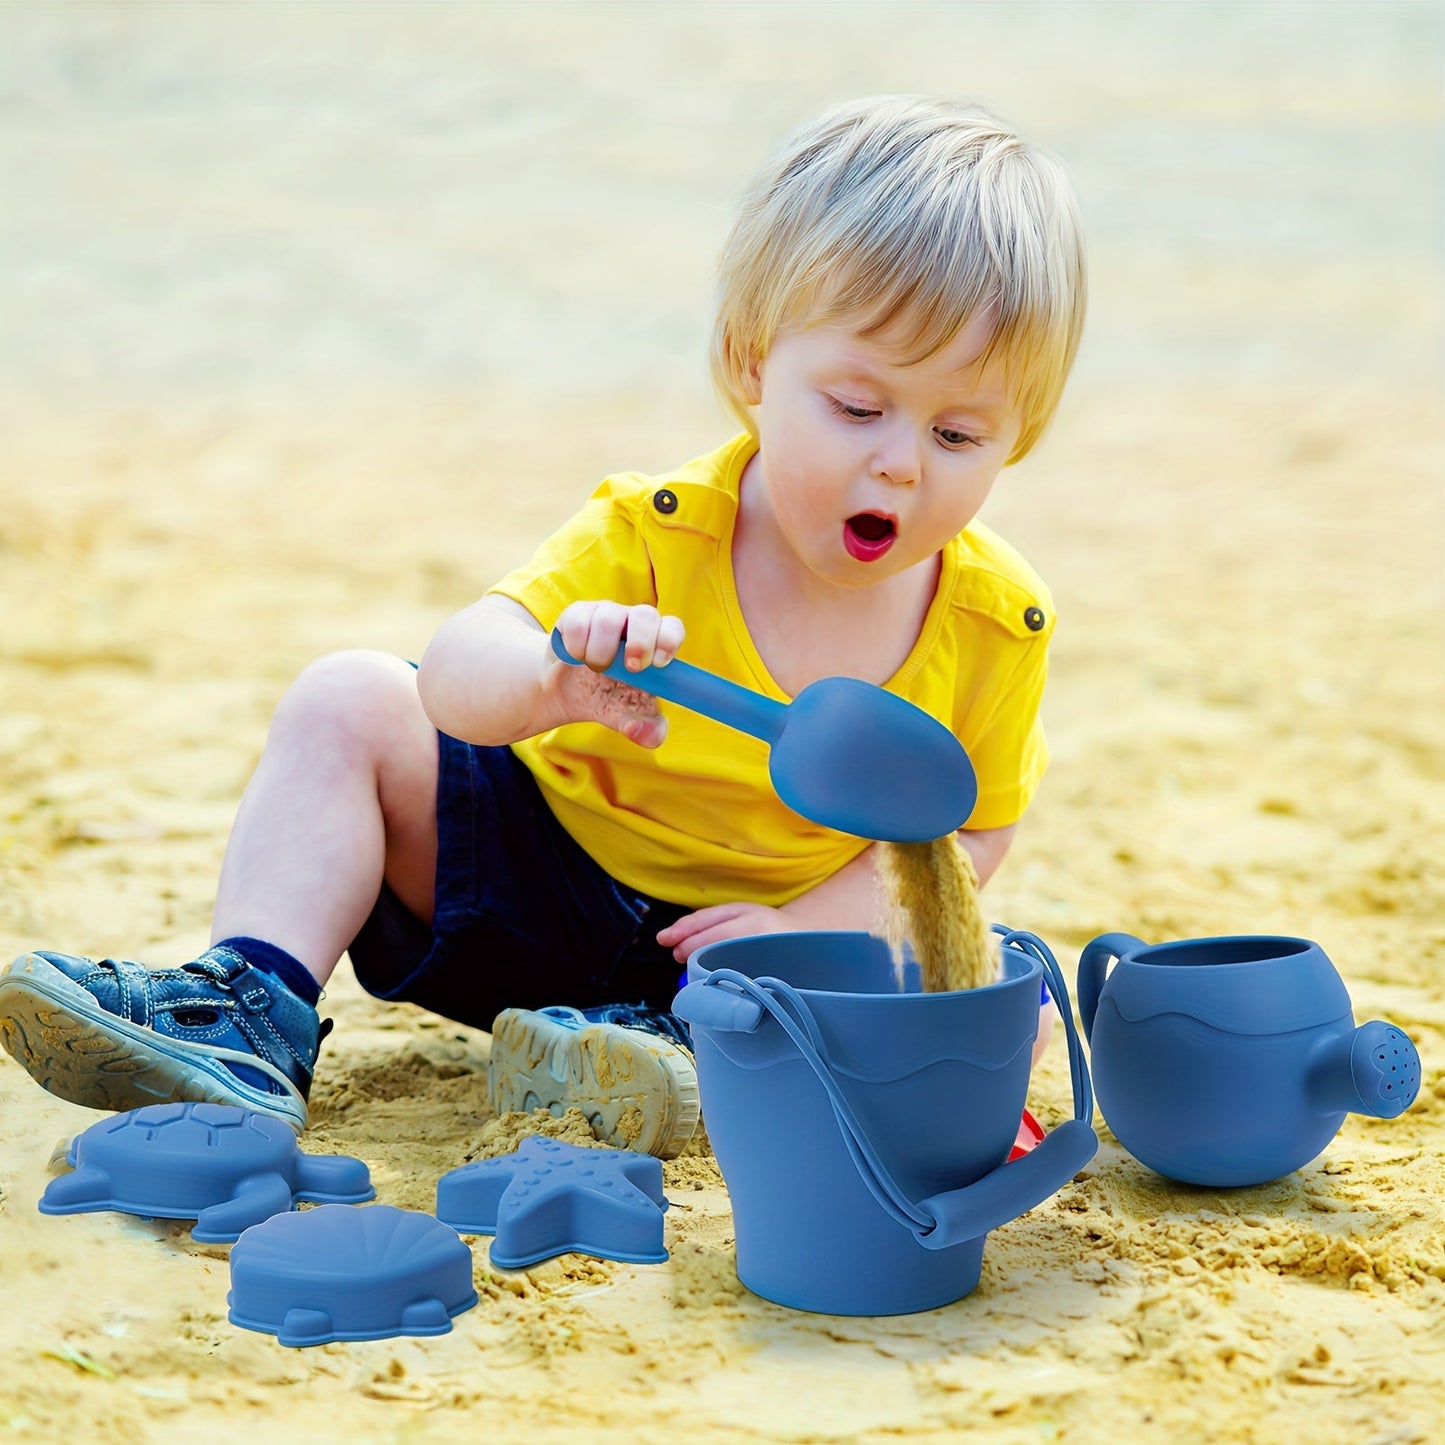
[1,4,1442,1442]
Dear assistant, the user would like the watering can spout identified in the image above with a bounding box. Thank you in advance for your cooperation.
[1307,1021,1421,1120]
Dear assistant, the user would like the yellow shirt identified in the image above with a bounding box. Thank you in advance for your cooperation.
[489,433,1055,909]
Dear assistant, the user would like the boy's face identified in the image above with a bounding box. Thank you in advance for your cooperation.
[747,312,1022,590]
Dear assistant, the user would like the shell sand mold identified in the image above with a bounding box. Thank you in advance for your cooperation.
[879,837,998,992]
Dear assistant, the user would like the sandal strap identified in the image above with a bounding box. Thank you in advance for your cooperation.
[99,957,158,1028]
[185,945,283,1014]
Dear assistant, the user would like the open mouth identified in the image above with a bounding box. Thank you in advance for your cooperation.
[843,512,897,562]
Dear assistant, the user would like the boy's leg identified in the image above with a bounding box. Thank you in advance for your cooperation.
[211,649,440,984]
[326,723,701,1160]
[0,650,440,1129]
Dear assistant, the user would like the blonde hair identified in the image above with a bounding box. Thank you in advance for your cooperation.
[710,96,1087,464]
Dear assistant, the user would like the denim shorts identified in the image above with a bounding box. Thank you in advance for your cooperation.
[345,734,691,1032]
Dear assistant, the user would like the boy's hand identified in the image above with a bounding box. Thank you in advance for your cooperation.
[550,601,686,749]
[555,600,684,673]
[655,902,793,963]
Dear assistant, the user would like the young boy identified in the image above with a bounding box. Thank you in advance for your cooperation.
[0,95,1085,1159]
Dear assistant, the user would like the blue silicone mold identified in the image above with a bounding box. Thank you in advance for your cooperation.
[228,1204,479,1346]
[39,1102,373,1242]
[436,1136,669,1270]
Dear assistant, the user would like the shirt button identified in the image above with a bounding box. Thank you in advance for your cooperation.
[652,488,679,515]
[1023,606,1046,632]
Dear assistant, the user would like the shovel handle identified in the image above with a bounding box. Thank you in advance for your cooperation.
[550,628,786,744]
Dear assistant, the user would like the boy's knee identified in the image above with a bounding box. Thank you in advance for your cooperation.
[275,650,420,746]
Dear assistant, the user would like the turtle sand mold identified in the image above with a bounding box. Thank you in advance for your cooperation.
[39,1103,373,1242]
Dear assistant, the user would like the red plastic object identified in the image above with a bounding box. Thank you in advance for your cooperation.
[1008,1109,1045,1161]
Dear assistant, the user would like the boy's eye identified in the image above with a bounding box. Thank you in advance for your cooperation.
[936,427,979,448]
[828,398,879,421]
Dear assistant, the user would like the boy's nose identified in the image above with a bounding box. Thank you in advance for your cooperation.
[869,425,921,486]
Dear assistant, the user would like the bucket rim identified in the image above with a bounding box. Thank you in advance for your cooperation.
[688,929,1041,1001]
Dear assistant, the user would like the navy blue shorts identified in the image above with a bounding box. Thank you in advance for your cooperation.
[345,734,691,1032]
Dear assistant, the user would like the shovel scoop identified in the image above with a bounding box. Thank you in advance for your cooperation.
[550,628,976,841]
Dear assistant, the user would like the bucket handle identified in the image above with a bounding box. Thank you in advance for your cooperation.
[677,929,1097,1251]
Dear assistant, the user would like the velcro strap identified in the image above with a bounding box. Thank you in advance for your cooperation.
[104,957,156,1028]
[202,947,275,1013]
[224,962,275,1014]
[233,966,275,1013]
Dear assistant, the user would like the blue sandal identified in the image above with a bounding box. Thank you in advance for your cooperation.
[0,945,327,1132]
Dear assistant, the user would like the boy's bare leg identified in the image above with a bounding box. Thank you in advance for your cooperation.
[210,650,440,989]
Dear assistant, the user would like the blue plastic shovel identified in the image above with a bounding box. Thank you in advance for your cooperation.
[550,628,976,841]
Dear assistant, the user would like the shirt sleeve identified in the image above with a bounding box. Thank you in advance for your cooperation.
[485,483,657,628]
[959,634,1052,831]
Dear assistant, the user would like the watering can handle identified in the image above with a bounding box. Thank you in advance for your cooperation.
[1076,932,1145,1043]
[688,930,1098,1254]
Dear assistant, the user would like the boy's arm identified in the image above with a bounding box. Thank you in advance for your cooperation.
[955,825,1017,889]
[655,824,1017,962]
[416,594,682,748]
[787,824,1016,928]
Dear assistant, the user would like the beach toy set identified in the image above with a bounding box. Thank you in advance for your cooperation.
[670,920,1422,1316]
[31,654,1427,1326]
[556,637,1422,1314]
[38,1102,672,1346]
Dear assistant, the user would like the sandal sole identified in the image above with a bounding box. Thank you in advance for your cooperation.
[488,1008,699,1160]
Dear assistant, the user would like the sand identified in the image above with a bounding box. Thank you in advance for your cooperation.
[1,5,1442,1443]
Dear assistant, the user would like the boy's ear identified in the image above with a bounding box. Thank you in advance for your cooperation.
[723,330,763,406]
[739,348,763,406]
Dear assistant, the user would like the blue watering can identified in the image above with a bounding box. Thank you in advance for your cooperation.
[1078,932,1422,1187]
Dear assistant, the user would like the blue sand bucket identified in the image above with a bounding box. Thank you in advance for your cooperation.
[673,929,1097,1316]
